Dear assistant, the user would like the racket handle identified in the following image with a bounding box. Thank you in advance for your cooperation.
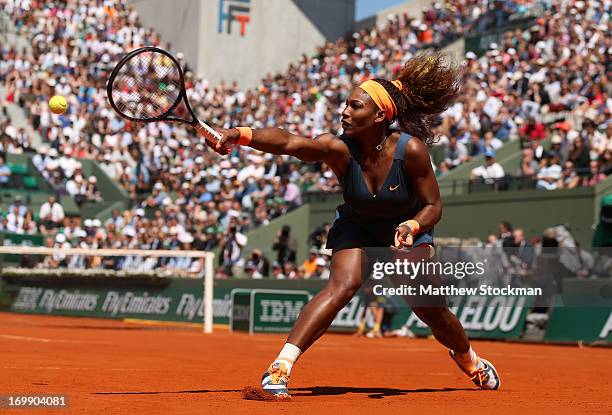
[195,120,221,144]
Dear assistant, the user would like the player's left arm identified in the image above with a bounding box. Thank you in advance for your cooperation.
[395,138,442,247]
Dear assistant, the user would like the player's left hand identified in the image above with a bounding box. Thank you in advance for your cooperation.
[393,224,414,249]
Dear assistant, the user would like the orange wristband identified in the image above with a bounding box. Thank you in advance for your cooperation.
[236,127,252,146]
[399,219,420,234]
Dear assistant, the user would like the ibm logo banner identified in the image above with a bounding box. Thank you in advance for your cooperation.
[218,0,251,36]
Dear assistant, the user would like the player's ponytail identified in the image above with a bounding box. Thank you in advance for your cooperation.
[376,51,462,146]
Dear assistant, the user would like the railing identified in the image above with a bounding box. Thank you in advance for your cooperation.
[439,169,598,197]
[439,175,535,196]
[302,169,602,200]
[468,2,545,34]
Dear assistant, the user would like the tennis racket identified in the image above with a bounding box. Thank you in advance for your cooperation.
[106,46,221,145]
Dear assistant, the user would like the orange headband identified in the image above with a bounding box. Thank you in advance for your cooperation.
[357,79,403,121]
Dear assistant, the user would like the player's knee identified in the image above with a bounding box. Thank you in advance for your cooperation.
[326,277,360,308]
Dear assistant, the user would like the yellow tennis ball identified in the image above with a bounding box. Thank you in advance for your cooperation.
[49,95,67,115]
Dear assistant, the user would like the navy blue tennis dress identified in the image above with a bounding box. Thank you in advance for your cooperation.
[325,132,434,251]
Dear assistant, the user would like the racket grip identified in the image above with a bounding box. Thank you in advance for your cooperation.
[195,120,221,144]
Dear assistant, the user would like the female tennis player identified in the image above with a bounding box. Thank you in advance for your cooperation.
[208,51,500,397]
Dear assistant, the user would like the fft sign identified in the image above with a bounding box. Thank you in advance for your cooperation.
[218,0,251,36]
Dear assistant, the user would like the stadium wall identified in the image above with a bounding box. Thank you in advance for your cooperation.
[353,0,433,31]
[243,204,311,266]
[128,0,201,70]
[438,139,528,197]
[130,0,355,88]
[0,275,533,339]
[3,274,608,343]
[301,177,612,248]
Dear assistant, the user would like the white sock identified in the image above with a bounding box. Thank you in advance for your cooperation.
[273,343,302,375]
[454,346,479,371]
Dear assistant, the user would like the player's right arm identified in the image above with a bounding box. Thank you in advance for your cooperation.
[212,127,349,175]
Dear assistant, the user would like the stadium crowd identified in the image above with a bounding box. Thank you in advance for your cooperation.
[0,0,610,275]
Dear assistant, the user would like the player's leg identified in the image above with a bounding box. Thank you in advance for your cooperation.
[261,248,365,397]
[411,306,469,351]
[412,306,500,390]
[389,245,500,390]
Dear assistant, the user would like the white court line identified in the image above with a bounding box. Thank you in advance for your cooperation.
[0,334,113,345]
[0,366,147,371]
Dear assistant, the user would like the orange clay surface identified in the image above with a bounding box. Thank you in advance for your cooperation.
[0,312,610,415]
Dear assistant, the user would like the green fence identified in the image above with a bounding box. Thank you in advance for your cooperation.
[545,307,612,343]
[301,175,612,249]
[544,279,612,343]
[0,232,44,265]
[3,274,610,343]
[0,274,531,339]
[230,289,311,333]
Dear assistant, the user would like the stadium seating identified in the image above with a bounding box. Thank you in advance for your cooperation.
[0,0,609,269]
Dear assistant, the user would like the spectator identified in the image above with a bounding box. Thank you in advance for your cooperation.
[283,262,298,279]
[556,161,580,190]
[583,160,606,187]
[271,262,286,279]
[582,119,607,156]
[281,176,302,208]
[527,139,545,162]
[272,225,297,267]
[6,205,23,233]
[302,248,319,278]
[85,176,102,203]
[467,132,485,158]
[218,225,248,276]
[512,228,534,263]
[516,148,538,178]
[8,196,27,217]
[245,261,264,279]
[308,222,330,249]
[498,221,513,247]
[21,210,37,235]
[568,137,591,177]
[486,234,499,247]
[444,136,468,168]
[470,149,505,185]
[547,134,566,161]
[483,131,503,152]
[313,257,330,279]
[244,248,269,277]
[42,233,71,268]
[519,116,546,146]
[38,195,65,233]
[536,153,562,190]
[436,160,450,177]
[0,156,11,187]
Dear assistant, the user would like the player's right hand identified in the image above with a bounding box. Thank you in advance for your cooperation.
[209,127,240,155]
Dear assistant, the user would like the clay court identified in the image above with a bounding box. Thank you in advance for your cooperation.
[1,312,610,414]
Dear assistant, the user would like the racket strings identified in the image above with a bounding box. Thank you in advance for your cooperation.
[110,51,184,120]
